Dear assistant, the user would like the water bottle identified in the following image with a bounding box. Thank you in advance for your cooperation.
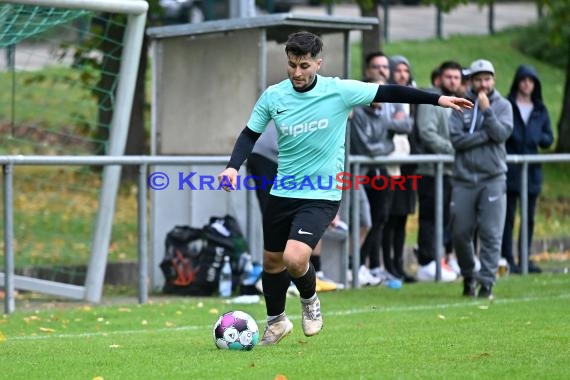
[241,253,254,286]
[219,255,233,298]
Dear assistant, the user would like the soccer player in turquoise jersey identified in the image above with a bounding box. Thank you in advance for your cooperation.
[218,31,472,345]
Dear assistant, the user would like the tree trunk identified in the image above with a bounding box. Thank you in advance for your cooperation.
[358,0,383,77]
[555,39,570,153]
[122,34,149,181]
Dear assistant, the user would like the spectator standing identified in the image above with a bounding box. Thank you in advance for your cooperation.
[449,59,513,299]
[381,55,417,282]
[501,64,553,274]
[414,61,464,282]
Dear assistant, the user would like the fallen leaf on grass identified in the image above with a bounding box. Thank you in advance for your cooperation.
[118,308,131,313]
[39,327,55,333]
[24,315,41,323]
[0,331,6,342]
[92,377,104,380]
[274,375,288,380]
[209,308,219,315]
[470,352,491,360]
[478,305,489,310]
[109,344,120,349]
[437,314,446,320]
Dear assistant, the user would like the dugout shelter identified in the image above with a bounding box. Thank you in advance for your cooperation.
[146,13,378,290]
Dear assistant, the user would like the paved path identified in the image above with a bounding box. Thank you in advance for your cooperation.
[292,2,539,41]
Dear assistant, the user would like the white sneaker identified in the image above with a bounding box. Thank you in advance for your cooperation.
[358,265,382,286]
[370,268,403,288]
[369,267,393,282]
[301,296,323,337]
[446,256,461,275]
[259,315,294,345]
[416,260,457,282]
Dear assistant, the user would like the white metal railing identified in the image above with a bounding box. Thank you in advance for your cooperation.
[2,153,570,313]
[1,155,229,314]
[347,153,570,289]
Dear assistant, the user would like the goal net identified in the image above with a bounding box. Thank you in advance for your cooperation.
[0,0,147,310]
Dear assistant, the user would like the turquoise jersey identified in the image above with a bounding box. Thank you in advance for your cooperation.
[247,75,378,201]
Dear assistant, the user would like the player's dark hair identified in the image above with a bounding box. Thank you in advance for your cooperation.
[365,51,387,67]
[285,31,323,58]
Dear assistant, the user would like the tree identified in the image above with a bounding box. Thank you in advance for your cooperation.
[421,0,570,152]
[355,0,383,75]
[537,0,570,152]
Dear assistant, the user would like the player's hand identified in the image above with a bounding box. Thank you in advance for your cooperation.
[218,168,238,192]
[477,91,490,111]
[438,96,473,112]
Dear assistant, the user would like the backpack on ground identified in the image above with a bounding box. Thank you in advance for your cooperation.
[160,215,252,296]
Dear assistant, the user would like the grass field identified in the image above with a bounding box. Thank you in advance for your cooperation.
[1,273,569,379]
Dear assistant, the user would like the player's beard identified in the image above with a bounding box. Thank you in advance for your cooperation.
[290,73,316,91]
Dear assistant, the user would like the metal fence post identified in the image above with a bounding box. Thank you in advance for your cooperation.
[137,164,148,304]
[3,164,15,314]
[350,163,361,289]
[520,161,529,275]
[435,161,444,282]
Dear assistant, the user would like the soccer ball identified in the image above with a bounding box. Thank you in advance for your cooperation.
[212,310,259,351]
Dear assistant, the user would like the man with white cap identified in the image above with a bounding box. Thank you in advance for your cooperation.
[448,59,513,300]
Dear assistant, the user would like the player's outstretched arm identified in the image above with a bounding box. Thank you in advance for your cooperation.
[373,85,473,111]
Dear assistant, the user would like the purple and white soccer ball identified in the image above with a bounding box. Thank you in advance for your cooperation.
[213,310,259,351]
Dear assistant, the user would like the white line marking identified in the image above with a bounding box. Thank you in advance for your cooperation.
[6,293,570,342]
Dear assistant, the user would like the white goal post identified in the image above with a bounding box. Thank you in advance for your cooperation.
[1,0,148,311]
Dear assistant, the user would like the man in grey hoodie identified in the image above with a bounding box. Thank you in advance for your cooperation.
[449,59,513,299]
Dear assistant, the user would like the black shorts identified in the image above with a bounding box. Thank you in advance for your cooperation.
[263,195,340,252]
